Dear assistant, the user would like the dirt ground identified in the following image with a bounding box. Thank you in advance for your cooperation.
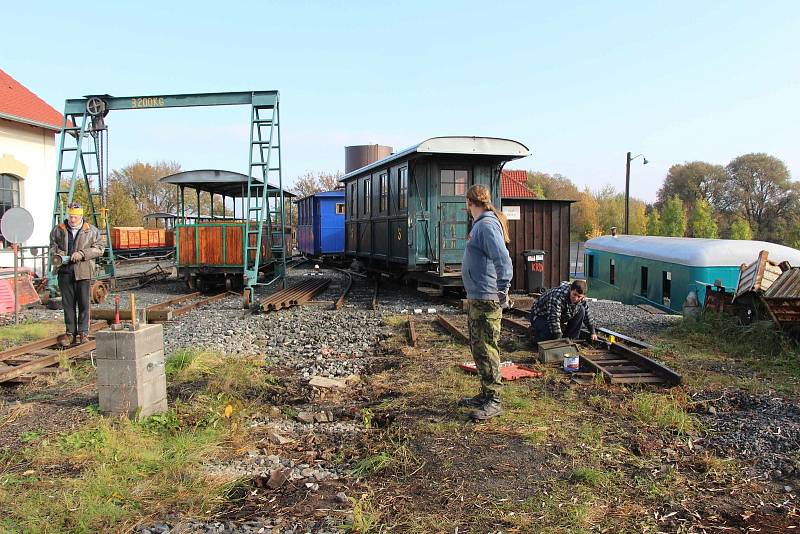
[2,307,799,533]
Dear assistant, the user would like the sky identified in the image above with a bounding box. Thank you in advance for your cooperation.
[3,0,799,203]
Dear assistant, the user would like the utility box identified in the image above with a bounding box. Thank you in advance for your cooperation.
[522,249,547,294]
[537,338,580,364]
[95,324,167,418]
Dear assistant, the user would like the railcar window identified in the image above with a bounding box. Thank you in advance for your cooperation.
[399,167,408,210]
[335,203,345,215]
[586,254,594,277]
[641,266,648,296]
[662,271,672,305]
[349,183,356,217]
[440,169,469,196]
[363,179,371,216]
[379,172,388,213]
[609,259,616,285]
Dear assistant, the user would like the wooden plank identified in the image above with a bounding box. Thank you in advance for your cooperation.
[407,318,418,347]
[612,376,665,384]
[610,343,682,385]
[0,321,106,363]
[501,316,530,335]
[436,315,469,345]
[578,355,614,382]
[0,342,96,383]
[148,292,201,309]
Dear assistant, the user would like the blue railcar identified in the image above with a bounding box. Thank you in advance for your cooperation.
[297,190,346,257]
[585,235,800,313]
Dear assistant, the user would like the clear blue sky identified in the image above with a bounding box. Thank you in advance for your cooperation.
[3,0,799,202]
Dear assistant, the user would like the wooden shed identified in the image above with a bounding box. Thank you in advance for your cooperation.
[500,171,574,292]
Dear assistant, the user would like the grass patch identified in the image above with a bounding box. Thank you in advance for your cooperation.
[571,466,611,487]
[0,321,62,346]
[624,391,697,435]
[0,348,271,534]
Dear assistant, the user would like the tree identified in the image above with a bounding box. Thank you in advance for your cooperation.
[526,171,579,200]
[721,153,799,241]
[656,162,726,215]
[292,171,343,197]
[646,208,661,236]
[109,161,182,216]
[729,218,753,240]
[106,181,142,227]
[530,183,545,199]
[572,188,599,241]
[661,195,687,237]
[689,199,718,238]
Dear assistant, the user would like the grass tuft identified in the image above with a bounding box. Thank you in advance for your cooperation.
[625,390,697,435]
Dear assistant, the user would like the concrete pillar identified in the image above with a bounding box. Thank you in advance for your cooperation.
[95,324,168,418]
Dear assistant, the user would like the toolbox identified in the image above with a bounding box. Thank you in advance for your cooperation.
[537,338,581,364]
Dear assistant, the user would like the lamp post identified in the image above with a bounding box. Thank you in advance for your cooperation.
[624,151,648,234]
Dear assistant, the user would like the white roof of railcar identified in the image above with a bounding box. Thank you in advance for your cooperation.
[339,136,530,182]
[585,235,800,268]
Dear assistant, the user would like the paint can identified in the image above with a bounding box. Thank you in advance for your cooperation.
[563,352,580,373]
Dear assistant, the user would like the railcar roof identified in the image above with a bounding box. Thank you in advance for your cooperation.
[586,235,800,267]
[339,136,530,182]
[295,190,345,203]
[160,169,296,198]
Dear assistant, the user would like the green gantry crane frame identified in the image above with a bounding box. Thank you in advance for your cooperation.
[47,91,286,304]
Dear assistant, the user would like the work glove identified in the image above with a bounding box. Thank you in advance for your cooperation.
[497,288,513,309]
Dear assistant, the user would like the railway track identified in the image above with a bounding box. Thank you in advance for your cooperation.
[91,292,233,323]
[0,321,108,384]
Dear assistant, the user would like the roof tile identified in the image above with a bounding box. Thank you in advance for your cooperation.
[0,68,63,130]
[501,170,536,198]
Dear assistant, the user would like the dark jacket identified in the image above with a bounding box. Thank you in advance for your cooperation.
[531,282,596,337]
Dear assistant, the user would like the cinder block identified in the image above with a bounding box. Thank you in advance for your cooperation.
[98,374,167,417]
[96,350,165,386]
[113,324,164,360]
[95,329,117,360]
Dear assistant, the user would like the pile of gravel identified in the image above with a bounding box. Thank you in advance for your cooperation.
[697,390,800,478]
[587,299,682,339]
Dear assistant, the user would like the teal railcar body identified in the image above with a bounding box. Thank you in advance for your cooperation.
[584,236,800,313]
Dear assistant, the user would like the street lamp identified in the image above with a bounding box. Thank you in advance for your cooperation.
[625,151,648,234]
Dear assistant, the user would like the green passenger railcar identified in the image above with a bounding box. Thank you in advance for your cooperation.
[340,137,528,285]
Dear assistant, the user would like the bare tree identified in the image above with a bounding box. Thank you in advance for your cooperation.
[291,171,343,197]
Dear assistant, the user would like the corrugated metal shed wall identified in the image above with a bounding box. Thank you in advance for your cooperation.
[504,199,573,292]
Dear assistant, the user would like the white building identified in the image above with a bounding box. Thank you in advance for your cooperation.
[0,68,62,270]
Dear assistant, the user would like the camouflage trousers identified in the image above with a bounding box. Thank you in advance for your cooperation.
[467,300,502,402]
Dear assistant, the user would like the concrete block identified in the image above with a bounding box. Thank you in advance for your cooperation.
[112,324,164,361]
[95,329,117,360]
[138,397,168,418]
[96,350,165,386]
[98,374,167,417]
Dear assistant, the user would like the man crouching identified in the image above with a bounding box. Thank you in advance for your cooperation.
[530,280,598,342]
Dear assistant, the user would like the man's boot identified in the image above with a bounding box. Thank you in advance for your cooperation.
[457,393,486,408]
[76,332,89,345]
[471,398,502,421]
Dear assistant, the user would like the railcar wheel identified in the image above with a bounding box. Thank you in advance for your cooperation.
[736,294,760,325]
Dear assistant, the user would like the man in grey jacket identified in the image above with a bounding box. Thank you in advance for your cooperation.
[49,203,105,344]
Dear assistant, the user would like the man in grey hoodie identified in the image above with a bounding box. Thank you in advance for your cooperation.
[460,185,513,421]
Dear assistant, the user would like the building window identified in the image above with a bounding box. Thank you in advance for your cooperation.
[335,203,345,215]
[609,258,615,285]
[398,167,408,211]
[440,169,469,196]
[363,178,371,216]
[640,266,648,296]
[379,172,388,213]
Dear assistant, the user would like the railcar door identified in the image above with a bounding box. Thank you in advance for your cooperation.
[437,167,470,276]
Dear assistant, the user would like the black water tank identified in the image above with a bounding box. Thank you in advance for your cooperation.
[522,250,547,294]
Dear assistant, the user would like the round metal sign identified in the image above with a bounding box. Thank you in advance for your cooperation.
[1,207,34,244]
